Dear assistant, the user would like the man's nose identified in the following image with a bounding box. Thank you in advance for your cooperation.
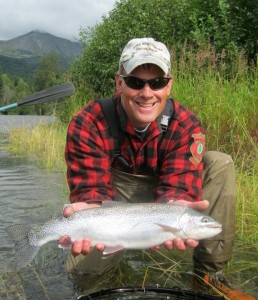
[139,83,153,97]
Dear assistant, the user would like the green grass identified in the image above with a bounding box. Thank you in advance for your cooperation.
[8,121,67,173]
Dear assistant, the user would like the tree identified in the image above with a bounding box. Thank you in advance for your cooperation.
[32,52,62,115]
[33,52,61,91]
[71,0,257,96]
[0,71,3,102]
[0,74,15,108]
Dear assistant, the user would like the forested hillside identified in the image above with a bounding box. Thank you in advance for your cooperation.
[0,31,81,114]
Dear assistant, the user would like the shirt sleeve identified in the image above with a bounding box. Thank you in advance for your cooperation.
[155,109,205,203]
[65,103,115,203]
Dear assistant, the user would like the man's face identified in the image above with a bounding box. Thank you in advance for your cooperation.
[116,64,173,129]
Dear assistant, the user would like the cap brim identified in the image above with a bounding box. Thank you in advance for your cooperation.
[122,56,169,74]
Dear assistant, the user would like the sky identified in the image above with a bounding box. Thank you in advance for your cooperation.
[0,0,117,42]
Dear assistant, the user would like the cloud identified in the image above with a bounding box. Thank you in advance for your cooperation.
[0,0,117,41]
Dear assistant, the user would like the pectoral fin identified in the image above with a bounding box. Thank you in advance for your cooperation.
[103,245,124,255]
[156,223,181,233]
[58,244,72,250]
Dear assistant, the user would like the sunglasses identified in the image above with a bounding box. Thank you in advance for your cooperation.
[120,75,171,90]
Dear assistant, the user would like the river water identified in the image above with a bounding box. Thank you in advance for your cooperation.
[0,115,257,300]
[0,115,75,299]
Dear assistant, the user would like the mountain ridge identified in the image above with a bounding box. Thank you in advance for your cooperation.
[0,30,81,58]
[0,30,82,78]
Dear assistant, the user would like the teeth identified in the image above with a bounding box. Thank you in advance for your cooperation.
[138,102,154,107]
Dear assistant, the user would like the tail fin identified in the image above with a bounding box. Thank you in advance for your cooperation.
[5,224,40,269]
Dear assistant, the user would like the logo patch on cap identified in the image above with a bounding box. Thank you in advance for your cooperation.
[189,133,205,167]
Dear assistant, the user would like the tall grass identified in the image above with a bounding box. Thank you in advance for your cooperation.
[7,47,258,246]
[8,121,67,173]
[172,45,257,162]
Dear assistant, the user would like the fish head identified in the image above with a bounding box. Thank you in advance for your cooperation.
[179,211,222,240]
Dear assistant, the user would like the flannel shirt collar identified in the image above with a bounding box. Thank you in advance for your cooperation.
[115,96,172,136]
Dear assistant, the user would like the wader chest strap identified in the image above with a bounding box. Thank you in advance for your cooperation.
[97,98,121,157]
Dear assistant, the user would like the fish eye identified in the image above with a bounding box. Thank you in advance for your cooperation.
[202,217,210,223]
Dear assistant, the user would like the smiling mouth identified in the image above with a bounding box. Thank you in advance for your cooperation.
[136,102,157,107]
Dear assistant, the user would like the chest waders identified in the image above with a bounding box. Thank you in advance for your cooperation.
[66,99,236,289]
[111,168,157,203]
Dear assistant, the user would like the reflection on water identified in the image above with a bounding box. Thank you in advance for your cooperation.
[0,116,74,299]
[0,116,257,300]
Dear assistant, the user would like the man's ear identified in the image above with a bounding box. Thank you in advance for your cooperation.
[166,76,174,97]
[116,73,123,94]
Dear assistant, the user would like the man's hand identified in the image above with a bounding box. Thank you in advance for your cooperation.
[151,200,209,252]
[59,202,105,256]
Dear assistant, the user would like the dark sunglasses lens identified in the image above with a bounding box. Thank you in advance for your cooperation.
[123,76,170,90]
[124,77,145,89]
[149,78,170,90]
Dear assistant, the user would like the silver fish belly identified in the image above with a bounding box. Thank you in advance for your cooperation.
[5,202,222,268]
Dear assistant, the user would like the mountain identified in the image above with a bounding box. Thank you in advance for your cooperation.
[0,30,82,78]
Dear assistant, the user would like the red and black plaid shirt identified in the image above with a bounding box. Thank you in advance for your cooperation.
[65,96,205,203]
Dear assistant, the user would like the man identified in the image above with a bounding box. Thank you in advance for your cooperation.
[61,38,254,299]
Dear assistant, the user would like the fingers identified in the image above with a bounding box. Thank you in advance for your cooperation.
[150,245,160,251]
[58,235,72,246]
[170,199,209,212]
[72,239,83,255]
[163,240,173,250]
[162,238,199,251]
[164,239,186,250]
[95,243,105,252]
[71,239,92,256]
[185,239,199,248]
[63,202,89,217]
[190,200,209,211]
[70,239,105,256]
[63,202,101,218]
[63,205,75,218]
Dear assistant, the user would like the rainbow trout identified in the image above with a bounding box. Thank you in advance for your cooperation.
[6,202,222,268]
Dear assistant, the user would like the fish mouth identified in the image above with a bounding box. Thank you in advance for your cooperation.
[206,224,222,229]
[205,224,222,235]
[200,223,222,229]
